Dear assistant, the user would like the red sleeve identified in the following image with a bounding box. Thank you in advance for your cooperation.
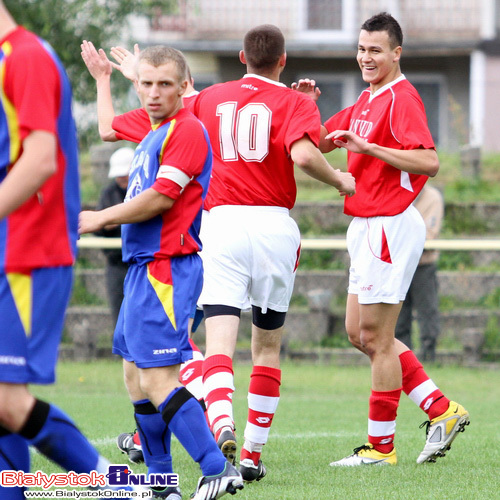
[152,116,209,200]
[392,92,435,150]
[5,44,59,140]
[285,94,321,152]
[324,105,354,134]
[112,108,151,143]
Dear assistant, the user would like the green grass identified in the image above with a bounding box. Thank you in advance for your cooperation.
[30,360,498,500]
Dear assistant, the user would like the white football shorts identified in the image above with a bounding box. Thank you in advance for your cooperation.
[347,204,425,304]
[198,205,301,313]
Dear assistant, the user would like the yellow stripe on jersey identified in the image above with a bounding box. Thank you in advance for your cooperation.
[147,263,177,330]
[158,119,176,167]
[6,272,32,337]
[0,41,22,164]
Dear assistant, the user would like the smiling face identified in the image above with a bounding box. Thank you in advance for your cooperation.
[136,61,187,125]
[357,29,402,93]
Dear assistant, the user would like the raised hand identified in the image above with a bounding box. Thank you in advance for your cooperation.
[81,40,112,81]
[110,44,140,82]
[291,78,321,102]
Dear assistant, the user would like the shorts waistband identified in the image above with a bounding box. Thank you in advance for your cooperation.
[209,205,289,216]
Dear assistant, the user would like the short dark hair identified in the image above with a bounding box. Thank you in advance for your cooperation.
[361,12,403,48]
[243,24,285,71]
[138,45,187,83]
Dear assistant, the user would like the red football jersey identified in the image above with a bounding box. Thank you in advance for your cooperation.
[113,92,198,144]
[192,74,321,210]
[325,76,435,217]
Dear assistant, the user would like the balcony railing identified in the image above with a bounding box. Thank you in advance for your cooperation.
[146,0,487,44]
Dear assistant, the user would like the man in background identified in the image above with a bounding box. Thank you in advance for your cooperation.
[395,183,444,362]
[95,146,134,327]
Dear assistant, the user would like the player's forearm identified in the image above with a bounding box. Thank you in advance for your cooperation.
[0,132,56,220]
[292,138,343,190]
[96,75,118,141]
[366,143,439,177]
[319,125,336,153]
[92,189,173,229]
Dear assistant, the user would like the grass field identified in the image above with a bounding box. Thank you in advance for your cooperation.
[30,359,498,500]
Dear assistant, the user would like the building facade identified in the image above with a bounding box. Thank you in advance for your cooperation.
[131,0,500,152]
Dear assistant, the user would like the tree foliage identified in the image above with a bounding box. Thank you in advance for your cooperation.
[5,0,144,103]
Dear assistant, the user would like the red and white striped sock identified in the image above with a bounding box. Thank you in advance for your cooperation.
[368,388,401,454]
[400,350,449,420]
[240,366,281,465]
[179,338,205,402]
[202,354,235,437]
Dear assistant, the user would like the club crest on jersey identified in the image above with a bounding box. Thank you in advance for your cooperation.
[125,173,143,202]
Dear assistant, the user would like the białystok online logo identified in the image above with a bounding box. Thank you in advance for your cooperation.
[0,465,178,490]
[106,465,178,488]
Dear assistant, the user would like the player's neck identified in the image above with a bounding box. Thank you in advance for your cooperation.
[246,65,281,83]
[0,8,17,41]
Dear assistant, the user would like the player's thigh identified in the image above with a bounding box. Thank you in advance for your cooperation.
[199,209,252,309]
[0,267,72,385]
[249,211,300,312]
[347,208,425,305]
[120,257,201,368]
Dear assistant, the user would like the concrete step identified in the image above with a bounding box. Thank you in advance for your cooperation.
[75,268,500,306]
[64,304,498,350]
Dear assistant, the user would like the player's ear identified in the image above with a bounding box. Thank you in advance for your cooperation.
[179,79,188,96]
[393,46,402,63]
[279,52,287,68]
[239,50,247,65]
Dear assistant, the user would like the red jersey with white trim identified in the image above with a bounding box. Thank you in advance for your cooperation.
[113,92,198,144]
[192,74,321,210]
[0,27,80,272]
[325,76,435,217]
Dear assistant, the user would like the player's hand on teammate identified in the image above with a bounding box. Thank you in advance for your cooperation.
[110,44,140,82]
[335,169,356,197]
[291,78,321,102]
[326,130,370,155]
[81,40,113,80]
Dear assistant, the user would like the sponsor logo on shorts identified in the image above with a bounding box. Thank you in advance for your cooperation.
[153,348,178,355]
[360,285,373,291]
[0,356,26,366]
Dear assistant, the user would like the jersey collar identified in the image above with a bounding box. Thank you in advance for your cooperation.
[368,74,407,102]
[243,73,286,87]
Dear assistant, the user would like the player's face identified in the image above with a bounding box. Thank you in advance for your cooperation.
[136,61,187,124]
[357,30,402,92]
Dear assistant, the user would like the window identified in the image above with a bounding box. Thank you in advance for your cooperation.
[307,0,342,30]
[412,82,441,145]
[298,0,356,42]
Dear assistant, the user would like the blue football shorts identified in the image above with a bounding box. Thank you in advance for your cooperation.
[113,255,203,368]
[0,266,73,384]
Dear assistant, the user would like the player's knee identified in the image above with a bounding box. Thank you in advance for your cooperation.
[252,306,286,330]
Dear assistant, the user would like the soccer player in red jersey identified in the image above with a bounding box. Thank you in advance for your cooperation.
[188,26,354,481]
[86,25,355,482]
[317,12,469,466]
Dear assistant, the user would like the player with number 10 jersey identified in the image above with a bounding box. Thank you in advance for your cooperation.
[191,74,321,210]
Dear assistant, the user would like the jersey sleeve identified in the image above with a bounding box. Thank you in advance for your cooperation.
[324,105,353,134]
[5,44,59,140]
[284,94,321,151]
[392,91,435,150]
[152,117,209,200]
[112,108,151,143]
